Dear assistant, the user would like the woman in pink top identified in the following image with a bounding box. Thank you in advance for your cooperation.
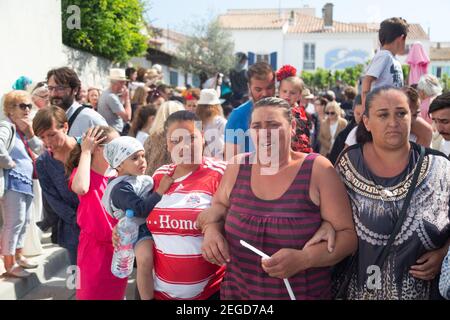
[67,126,124,300]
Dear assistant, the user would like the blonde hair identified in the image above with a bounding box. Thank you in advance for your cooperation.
[131,86,149,106]
[280,76,304,92]
[149,101,185,135]
[325,101,344,118]
[3,90,30,116]
[417,74,442,97]
[196,104,223,123]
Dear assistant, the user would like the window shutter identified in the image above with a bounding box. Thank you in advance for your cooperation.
[248,52,255,66]
[270,52,278,70]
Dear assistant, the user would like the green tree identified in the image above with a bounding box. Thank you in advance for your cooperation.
[300,65,364,91]
[441,74,450,93]
[402,65,410,84]
[175,19,235,77]
[62,0,149,63]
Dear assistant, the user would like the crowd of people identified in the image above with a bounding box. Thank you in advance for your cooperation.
[0,16,449,300]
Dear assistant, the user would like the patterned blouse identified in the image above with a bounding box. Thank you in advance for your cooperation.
[291,104,312,154]
[336,143,450,300]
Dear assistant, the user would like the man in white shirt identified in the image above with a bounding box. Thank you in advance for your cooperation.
[429,92,450,157]
[97,69,132,134]
[47,67,107,137]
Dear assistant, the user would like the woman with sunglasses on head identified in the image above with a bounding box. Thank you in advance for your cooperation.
[319,101,347,157]
[0,90,45,277]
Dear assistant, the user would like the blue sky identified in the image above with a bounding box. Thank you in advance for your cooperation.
[144,0,450,42]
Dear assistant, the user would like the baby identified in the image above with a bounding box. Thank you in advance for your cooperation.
[102,136,173,300]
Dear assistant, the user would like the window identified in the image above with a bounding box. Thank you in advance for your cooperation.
[303,43,316,70]
[192,75,200,88]
[170,71,178,86]
[436,67,442,79]
[256,54,269,64]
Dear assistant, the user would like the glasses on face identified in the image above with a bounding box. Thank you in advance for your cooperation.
[47,85,69,93]
[325,112,336,116]
[16,103,33,111]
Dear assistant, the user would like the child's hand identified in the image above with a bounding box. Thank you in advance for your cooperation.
[156,175,174,195]
[112,225,120,248]
[81,127,106,154]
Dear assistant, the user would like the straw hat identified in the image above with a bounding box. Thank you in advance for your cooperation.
[302,89,314,99]
[108,68,127,81]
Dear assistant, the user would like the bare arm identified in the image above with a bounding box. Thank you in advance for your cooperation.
[223,142,240,162]
[304,156,357,266]
[262,156,357,278]
[361,76,377,110]
[197,154,242,230]
[198,154,243,265]
[71,127,106,195]
[411,117,432,147]
[115,88,132,122]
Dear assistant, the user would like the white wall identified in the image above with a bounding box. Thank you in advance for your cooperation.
[62,45,114,90]
[284,33,378,71]
[230,28,431,72]
[0,0,65,96]
[230,29,284,62]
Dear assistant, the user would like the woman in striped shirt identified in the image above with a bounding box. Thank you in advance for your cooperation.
[198,97,357,300]
[145,110,226,300]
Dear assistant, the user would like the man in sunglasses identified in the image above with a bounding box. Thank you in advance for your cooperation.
[47,67,107,137]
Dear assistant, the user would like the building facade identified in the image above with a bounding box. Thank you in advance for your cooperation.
[219,4,430,72]
[430,43,450,79]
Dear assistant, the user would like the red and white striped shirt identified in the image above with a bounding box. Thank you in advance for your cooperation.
[147,157,226,300]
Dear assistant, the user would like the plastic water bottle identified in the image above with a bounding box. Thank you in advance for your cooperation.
[111,209,139,278]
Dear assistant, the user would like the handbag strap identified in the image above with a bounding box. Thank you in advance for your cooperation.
[375,145,426,268]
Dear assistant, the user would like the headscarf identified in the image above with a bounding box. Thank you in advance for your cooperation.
[103,136,144,169]
[12,76,33,90]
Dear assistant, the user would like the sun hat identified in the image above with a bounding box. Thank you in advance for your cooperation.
[302,89,314,99]
[108,68,128,81]
[197,89,225,105]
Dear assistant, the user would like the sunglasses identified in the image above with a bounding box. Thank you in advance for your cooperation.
[325,112,336,116]
[16,103,33,111]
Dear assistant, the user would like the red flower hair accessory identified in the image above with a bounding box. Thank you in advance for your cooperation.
[185,93,194,101]
[276,65,297,82]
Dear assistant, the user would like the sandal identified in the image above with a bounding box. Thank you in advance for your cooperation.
[16,256,38,269]
[4,264,31,278]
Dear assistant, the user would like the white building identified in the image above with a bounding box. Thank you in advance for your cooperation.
[219,4,430,72]
[430,43,450,78]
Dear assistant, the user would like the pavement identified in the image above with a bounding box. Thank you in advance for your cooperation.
[0,233,137,300]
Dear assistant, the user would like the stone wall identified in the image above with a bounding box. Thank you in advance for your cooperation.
[62,45,115,90]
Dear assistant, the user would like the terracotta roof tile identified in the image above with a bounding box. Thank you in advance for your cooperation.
[218,12,286,30]
[219,10,429,40]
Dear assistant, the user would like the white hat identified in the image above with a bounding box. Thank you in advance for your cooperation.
[103,136,144,169]
[302,89,314,99]
[108,68,127,81]
[197,89,224,105]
